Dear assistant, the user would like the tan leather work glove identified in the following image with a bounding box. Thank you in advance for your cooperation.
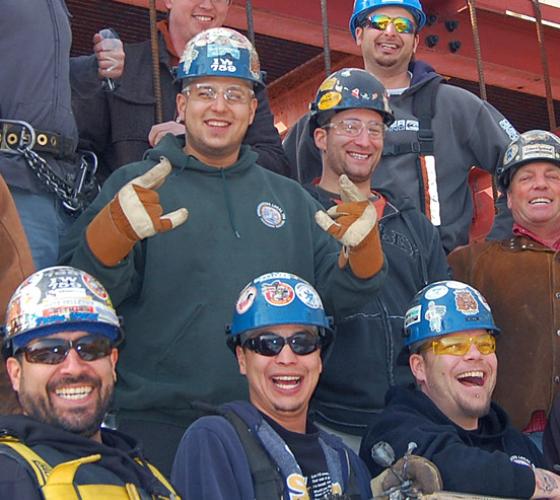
[86,157,189,266]
[315,175,383,279]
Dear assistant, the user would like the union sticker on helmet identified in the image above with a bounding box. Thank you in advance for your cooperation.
[319,78,337,92]
[425,301,446,333]
[295,282,323,310]
[424,285,448,300]
[404,304,421,328]
[318,91,342,111]
[453,290,479,315]
[236,285,257,314]
[262,281,295,307]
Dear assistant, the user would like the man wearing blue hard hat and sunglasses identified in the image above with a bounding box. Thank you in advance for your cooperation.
[0,266,178,499]
[171,272,372,500]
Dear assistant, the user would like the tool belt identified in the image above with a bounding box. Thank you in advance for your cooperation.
[0,121,76,160]
[0,119,99,216]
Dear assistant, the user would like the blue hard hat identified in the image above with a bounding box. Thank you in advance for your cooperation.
[309,68,394,132]
[176,27,263,88]
[403,281,499,352]
[2,266,123,359]
[349,0,427,40]
[226,272,333,351]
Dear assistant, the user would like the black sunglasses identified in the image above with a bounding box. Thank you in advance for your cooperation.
[17,335,114,365]
[242,331,322,357]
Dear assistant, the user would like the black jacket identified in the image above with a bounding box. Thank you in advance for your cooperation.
[306,186,449,435]
[0,415,174,499]
[71,35,290,181]
[360,386,545,498]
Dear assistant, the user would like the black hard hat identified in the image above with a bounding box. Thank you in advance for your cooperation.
[496,130,560,192]
[309,68,394,132]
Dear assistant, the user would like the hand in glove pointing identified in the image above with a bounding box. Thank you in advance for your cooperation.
[315,175,383,279]
[86,157,189,266]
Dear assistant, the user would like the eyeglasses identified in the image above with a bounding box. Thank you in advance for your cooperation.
[324,118,385,139]
[184,83,255,105]
[420,333,496,357]
[364,14,416,34]
[242,331,322,357]
[17,335,114,365]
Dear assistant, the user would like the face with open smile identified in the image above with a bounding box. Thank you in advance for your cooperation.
[355,6,419,76]
[410,329,497,430]
[507,161,560,239]
[236,324,322,432]
[166,0,230,44]
[177,76,257,167]
[6,331,118,441]
[315,108,384,192]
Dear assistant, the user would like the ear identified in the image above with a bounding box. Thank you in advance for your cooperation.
[164,0,173,10]
[236,345,247,375]
[506,192,512,210]
[409,353,427,384]
[248,97,258,126]
[412,33,420,54]
[5,358,22,393]
[355,27,364,47]
[176,92,187,121]
[314,127,327,152]
[110,348,118,382]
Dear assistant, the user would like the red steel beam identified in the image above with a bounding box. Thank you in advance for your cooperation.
[116,0,560,99]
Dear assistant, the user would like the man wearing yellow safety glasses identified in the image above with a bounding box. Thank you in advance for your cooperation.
[360,280,560,499]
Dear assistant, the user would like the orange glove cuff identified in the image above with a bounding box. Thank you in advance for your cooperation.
[86,202,137,267]
[345,224,384,279]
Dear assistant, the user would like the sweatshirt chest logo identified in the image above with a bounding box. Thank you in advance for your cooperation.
[257,202,286,229]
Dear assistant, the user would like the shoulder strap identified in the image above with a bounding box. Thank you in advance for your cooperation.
[382,76,443,158]
[223,410,284,500]
[0,435,52,486]
[414,76,443,156]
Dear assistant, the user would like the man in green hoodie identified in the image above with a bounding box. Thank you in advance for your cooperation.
[60,27,386,474]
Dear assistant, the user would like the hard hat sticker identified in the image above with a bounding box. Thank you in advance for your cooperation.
[504,144,518,164]
[210,57,237,73]
[295,282,323,310]
[82,273,109,301]
[521,144,555,159]
[425,301,446,333]
[236,285,257,314]
[424,285,448,300]
[318,91,342,111]
[404,305,421,328]
[262,281,295,306]
[318,78,337,92]
[453,290,479,315]
[207,45,240,60]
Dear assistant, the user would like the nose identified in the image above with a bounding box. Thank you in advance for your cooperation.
[198,0,214,8]
[463,342,482,360]
[384,21,398,35]
[59,348,88,373]
[531,173,549,190]
[353,127,373,148]
[211,92,228,112]
[275,343,298,364]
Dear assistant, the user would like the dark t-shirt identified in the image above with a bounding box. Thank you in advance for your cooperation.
[263,414,335,499]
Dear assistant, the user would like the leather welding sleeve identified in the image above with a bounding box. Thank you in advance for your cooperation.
[85,157,188,266]
[315,175,383,279]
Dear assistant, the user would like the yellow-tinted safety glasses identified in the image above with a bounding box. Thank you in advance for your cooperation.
[421,333,496,356]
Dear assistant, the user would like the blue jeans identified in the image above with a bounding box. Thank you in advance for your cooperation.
[10,187,73,270]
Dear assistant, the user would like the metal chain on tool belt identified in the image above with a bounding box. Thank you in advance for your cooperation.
[1,119,98,216]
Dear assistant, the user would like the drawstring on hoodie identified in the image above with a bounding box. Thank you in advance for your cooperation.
[221,168,241,239]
